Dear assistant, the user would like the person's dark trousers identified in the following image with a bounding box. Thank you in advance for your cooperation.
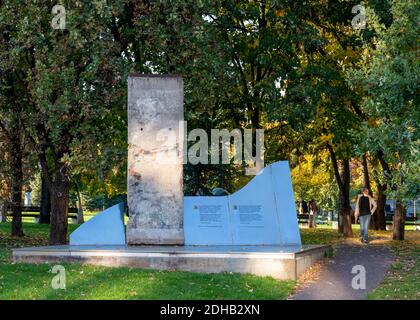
[359,215,371,242]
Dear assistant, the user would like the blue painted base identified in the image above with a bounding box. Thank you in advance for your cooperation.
[184,161,301,246]
[69,203,126,245]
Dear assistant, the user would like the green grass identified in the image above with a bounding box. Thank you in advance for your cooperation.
[368,236,420,300]
[0,262,295,300]
[299,227,344,245]
[0,222,294,300]
[1,222,418,300]
[17,211,99,224]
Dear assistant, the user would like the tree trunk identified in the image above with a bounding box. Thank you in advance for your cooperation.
[49,164,70,245]
[5,58,24,236]
[10,122,24,237]
[39,175,51,224]
[361,154,378,230]
[376,183,387,230]
[75,181,84,224]
[393,201,405,240]
[338,159,353,237]
[326,144,353,237]
[361,154,372,195]
[375,150,391,230]
[369,209,378,230]
[0,202,7,223]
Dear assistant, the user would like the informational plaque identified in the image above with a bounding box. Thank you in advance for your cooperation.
[184,198,232,245]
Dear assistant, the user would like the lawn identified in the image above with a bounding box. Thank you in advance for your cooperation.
[0,222,418,300]
[0,222,294,300]
[367,234,420,300]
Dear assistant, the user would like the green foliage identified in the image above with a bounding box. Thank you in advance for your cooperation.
[291,153,338,211]
[347,0,420,201]
[0,1,128,212]
[0,0,417,233]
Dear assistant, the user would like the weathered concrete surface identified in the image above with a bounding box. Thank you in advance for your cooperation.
[127,75,184,245]
[12,245,330,280]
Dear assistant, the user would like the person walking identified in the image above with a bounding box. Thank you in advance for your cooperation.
[299,199,309,215]
[355,188,377,243]
[308,199,318,228]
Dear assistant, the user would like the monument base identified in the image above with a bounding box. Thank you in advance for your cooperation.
[12,244,330,280]
[126,228,184,245]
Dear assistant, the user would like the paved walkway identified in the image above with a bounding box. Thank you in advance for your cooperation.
[290,243,395,300]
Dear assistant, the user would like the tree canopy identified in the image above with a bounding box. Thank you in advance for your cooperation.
[0,0,418,242]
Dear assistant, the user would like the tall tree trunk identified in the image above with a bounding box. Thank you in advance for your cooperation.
[74,181,84,224]
[376,150,405,236]
[361,153,372,195]
[327,144,353,237]
[0,201,7,223]
[393,201,405,240]
[361,154,377,230]
[376,183,387,230]
[339,159,353,237]
[4,47,24,236]
[372,158,388,231]
[39,175,51,224]
[10,118,24,237]
[49,163,70,245]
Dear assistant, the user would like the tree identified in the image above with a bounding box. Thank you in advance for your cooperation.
[370,152,388,230]
[271,0,374,236]
[39,175,51,224]
[0,19,25,236]
[1,1,127,244]
[0,133,10,223]
[347,0,420,240]
[291,152,338,214]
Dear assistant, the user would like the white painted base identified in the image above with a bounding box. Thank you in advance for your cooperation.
[12,244,330,280]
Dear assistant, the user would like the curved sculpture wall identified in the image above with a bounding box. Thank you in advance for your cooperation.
[184,161,301,246]
[69,203,126,246]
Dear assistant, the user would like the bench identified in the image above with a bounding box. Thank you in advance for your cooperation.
[297,213,419,227]
[297,213,310,224]
[5,206,79,223]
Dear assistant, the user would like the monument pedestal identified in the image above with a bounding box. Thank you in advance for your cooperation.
[12,244,330,280]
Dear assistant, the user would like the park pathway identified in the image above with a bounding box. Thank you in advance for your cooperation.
[290,243,395,300]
